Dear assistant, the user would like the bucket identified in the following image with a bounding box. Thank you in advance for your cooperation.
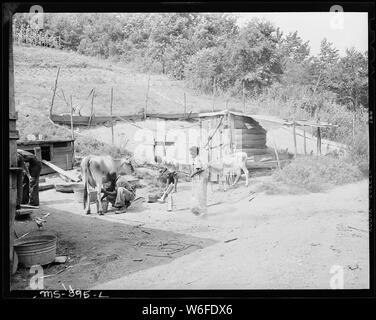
[72,184,97,203]
[14,234,57,267]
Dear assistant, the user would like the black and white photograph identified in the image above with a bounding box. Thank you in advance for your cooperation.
[4,2,374,300]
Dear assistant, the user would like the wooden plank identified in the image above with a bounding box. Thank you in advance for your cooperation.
[234,133,266,139]
[39,183,55,191]
[41,160,80,182]
[240,147,269,156]
[21,204,39,209]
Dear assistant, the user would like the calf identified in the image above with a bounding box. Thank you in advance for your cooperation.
[208,151,249,190]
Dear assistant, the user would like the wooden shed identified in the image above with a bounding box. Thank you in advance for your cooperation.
[198,110,267,157]
[17,139,75,175]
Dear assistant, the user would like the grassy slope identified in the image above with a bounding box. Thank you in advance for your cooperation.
[14,44,252,131]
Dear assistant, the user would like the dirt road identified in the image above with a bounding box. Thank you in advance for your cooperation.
[12,178,369,290]
[92,178,369,289]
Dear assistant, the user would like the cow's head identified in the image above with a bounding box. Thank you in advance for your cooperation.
[118,156,135,174]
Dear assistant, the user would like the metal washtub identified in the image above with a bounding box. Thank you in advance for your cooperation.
[14,234,57,267]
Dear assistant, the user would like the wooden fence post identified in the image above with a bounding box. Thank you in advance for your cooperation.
[293,121,297,157]
[317,127,322,155]
[242,80,246,113]
[211,77,216,112]
[145,74,151,120]
[70,96,74,140]
[110,87,114,145]
[183,92,187,115]
[303,127,307,155]
[272,140,281,171]
[88,88,95,127]
[49,67,60,117]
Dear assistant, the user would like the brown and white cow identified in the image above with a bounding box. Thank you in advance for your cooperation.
[80,155,134,215]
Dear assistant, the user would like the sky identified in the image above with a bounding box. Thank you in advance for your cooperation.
[233,12,368,56]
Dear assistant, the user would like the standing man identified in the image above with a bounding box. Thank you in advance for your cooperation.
[189,146,208,216]
[17,149,42,207]
[101,172,136,214]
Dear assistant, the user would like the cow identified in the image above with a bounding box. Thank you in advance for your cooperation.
[207,151,249,191]
[80,155,134,215]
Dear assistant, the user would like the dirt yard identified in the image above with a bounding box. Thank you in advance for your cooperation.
[11,175,369,290]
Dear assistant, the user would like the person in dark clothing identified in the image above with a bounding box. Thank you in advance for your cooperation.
[17,149,42,207]
[101,172,136,214]
[16,153,27,210]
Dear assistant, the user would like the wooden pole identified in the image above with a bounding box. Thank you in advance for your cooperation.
[88,88,95,127]
[183,92,187,115]
[272,140,281,171]
[228,112,234,153]
[303,127,307,155]
[49,67,60,117]
[145,74,151,120]
[293,121,297,157]
[110,87,114,145]
[70,95,74,140]
[211,77,216,112]
[317,127,322,155]
[242,80,245,113]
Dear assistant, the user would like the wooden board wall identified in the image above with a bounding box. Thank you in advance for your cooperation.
[18,141,74,175]
[232,115,267,156]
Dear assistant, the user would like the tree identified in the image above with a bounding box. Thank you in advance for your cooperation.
[279,31,312,86]
[228,19,284,94]
[335,48,368,110]
[310,38,340,92]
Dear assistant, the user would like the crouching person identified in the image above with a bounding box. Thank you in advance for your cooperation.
[102,173,136,214]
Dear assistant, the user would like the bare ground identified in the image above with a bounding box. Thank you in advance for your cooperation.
[11,176,369,290]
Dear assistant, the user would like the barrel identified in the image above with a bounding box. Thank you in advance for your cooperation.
[14,234,57,267]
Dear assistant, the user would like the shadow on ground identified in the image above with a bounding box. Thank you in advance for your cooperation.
[11,206,216,290]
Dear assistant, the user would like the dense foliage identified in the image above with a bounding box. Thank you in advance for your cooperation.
[13,13,369,172]
[13,13,368,108]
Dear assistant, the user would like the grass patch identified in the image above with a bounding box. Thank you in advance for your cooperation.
[273,155,363,193]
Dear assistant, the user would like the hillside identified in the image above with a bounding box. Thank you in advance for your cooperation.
[14,44,256,140]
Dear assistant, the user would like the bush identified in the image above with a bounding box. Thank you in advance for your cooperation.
[74,135,131,159]
[273,155,363,192]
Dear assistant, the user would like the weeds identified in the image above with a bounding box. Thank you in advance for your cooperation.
[273,156,363,193]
